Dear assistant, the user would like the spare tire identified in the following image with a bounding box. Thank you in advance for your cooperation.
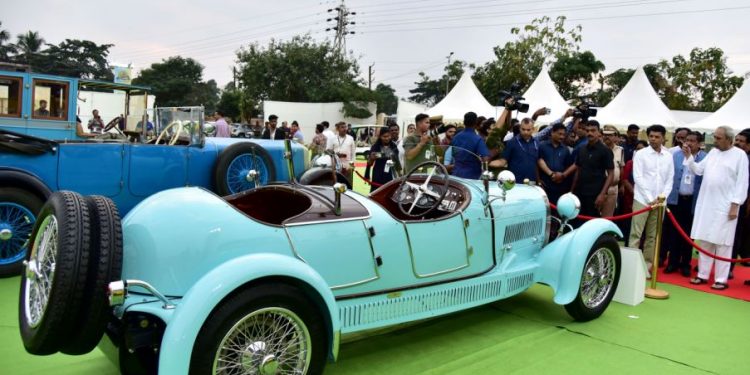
[214,142,276,196]
[60,195,123,355]
[19,191,91,355]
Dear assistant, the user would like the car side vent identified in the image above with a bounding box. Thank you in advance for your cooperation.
[339,280,502,330]
[503,218,544,245]
[506,273,534,293]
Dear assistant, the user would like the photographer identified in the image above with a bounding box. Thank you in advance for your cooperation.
[365,130,400,192]
[403,113,443,173]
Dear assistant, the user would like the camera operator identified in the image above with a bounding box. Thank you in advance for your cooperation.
[403,113,443,173]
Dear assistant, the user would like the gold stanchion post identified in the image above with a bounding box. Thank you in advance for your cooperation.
[645,195,669,299]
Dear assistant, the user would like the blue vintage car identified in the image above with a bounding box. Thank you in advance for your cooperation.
[18,161,622,374]
[0,72,351,276]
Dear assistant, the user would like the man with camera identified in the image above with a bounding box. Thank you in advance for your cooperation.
[403,113,443,173]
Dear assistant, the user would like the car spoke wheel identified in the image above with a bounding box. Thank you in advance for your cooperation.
[564,235,620,322]
[0,188,43,277]
[213,307,311,374]
[18,191,91,355]
[214,143,277,196]
[190,284,326,375]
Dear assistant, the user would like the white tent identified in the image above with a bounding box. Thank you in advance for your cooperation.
[427,72,499,122]
[687,80,750,131]
[395,100,428,127]
[262,101,376,142]
[671,110,712,126]
[521,66,570,123]
[594,67,683,129]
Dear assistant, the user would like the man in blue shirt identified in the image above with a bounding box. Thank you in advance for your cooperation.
[497,118,540,183]
[450,111,489,179]
[537,123,575,204]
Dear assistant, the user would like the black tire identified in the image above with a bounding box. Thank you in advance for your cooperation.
[60,195,123,355]
[214,142,277,196]
[190,284,328,375]
[564,235,621,322]
[0,187,44,277]
[19,191,91,355]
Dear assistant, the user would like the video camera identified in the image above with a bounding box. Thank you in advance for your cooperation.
[572,97,598,120]
[499,83,529,113]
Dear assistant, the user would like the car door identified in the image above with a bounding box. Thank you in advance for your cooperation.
[127,144,189,197]
[57,144,125,196]
[404,214,470,278]
[285,220,379,289]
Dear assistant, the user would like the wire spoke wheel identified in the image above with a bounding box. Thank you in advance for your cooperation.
[580,246,616,309]
[226,154,269,194]
[23,215,58,328]
[0,202,36,265]
[213,307,311,375]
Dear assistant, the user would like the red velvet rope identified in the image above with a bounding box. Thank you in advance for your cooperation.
[549,203,653,221]
[354,170,383,187]
[666,209,750,263]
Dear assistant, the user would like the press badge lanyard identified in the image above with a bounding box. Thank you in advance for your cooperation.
[516,137,538,158]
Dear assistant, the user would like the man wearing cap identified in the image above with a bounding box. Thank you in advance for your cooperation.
[622,124,640,162]
[601,125,625,217]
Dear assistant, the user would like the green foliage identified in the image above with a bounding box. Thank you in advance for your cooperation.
[235,35,374,118]
[217,83,242,121]
[474,16,582,104]
[549,51,605,100]
[133,56,218,109]
[0,22,15,61]
[34,39,114,80]
[408,60,469,106]
[373,83,398,114]
[656,47,743,111]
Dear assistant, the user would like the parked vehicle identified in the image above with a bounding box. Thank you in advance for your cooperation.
[351,124,388,157]
[18,164,622,374]
[0,99,309,276]
[231,123,255,138]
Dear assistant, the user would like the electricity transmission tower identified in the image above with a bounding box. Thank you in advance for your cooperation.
[326,1,356,54]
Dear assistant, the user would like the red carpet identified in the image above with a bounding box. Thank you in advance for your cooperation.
[656,259,750,302]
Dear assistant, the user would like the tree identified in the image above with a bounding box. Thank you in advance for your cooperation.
[473,16,583,104]
[133,56,218,108]
[235,35,375,118]
[657,47,743,111]
[37,39,114,80]
[15,31,44,66]
[0,22,14,61]
[549,51,605,100]
[408,60,469,106]
[217,82,242,121]
[373,83,397,114]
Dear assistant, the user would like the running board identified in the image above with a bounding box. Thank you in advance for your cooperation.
[337,267,536,334]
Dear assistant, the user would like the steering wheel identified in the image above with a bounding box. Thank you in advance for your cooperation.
[392,161,450,217]
[155,120,184,145]
[103,115,124,135]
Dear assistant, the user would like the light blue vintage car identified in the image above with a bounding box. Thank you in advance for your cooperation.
[18,160,622,374]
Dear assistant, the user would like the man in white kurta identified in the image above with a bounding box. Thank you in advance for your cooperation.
[684,126,749,289]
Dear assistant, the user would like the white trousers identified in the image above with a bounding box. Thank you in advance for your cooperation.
[696,240,732,283]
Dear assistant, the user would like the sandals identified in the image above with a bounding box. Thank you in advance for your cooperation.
[711,282,729,290]
[690,277,707,285]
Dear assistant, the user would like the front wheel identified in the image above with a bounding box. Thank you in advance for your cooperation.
[564,235,621,322]
[0,188,43,277]
[190,284,327,375]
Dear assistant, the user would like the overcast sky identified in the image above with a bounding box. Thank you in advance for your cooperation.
[4,0,750,99]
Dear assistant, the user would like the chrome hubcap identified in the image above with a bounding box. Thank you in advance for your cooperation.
[246,169,259,183]
[0,228,12,241]
[23,215,58,328]
[213,307,311,375]
[580,247,616,308]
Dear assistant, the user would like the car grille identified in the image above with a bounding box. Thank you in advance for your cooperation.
[502,218,544,245]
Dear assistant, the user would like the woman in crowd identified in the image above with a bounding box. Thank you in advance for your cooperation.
[308,123,328,158]
[365,129,400,192]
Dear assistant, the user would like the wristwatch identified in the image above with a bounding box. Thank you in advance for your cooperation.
[549,171,555,177]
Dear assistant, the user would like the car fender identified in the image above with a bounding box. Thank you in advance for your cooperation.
[0,168,52,200]
[535,218,622,305]
[157,252,339,374]
[299,167,352,189]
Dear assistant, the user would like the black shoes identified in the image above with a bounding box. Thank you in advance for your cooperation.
[680,267,691,277]
[664,265,677,274]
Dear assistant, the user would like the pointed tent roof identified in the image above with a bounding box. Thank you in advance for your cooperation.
[521,65,570,122]
[427,72,498,121]
[688,80,750,131]
[594,67,682,128]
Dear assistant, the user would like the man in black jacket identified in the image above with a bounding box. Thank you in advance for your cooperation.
[262,114,286,140]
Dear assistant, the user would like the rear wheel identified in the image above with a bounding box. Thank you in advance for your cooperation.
[214,143,276,196]
[564,235,620,322]
[60,195,123,355]
[19,191,91,355]
[190,284,327,375]
[0,188,43,277]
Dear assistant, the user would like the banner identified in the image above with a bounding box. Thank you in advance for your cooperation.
[112,66,133,84]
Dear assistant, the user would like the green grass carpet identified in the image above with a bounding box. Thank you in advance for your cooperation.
[2,276,747,374]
